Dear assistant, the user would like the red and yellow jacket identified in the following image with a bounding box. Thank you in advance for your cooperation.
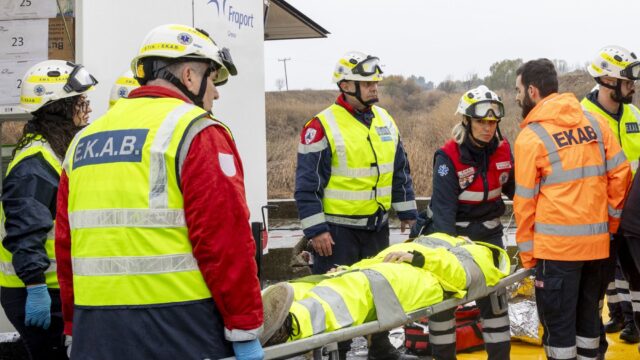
[514,93,631,268]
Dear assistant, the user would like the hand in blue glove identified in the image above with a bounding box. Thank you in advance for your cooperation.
[25,284,51,329]
[232,339,264,360]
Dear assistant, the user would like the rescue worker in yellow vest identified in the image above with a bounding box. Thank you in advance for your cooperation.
[581,45,640,350]
[294,51,418,360]
[108,70,140,108]
[0,59,96,359]
[514,58,631,360]
[258,232,511,347]
[54,24,264,360]
[425,86,513,360]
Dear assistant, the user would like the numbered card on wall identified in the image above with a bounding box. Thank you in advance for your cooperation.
[0,0,57,20]
[0,19,48,61]
[0,58,43,108]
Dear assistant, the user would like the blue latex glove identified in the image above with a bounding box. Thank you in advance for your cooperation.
[25,284,51,329]
[232,339,264,360]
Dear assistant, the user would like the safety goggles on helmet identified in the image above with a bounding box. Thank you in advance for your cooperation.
[352,56,383,77]
[620,61,640,80]
[466,100,505,120]
[63,63,98,93]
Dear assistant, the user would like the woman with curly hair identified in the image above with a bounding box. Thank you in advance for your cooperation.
[0,60,97,360]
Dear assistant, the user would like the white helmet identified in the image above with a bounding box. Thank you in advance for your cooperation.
[20,60,97,113]
[109,70,140,108]
[588,45,640,80]
[332,51,383,84]
[131,24,237,86]
[455,85,504,120]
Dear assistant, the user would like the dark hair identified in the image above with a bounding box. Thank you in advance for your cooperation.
[516,58,558,98]
[13,95,84,160]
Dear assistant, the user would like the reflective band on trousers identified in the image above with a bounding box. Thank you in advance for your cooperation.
[534,222,608,236]
[482,331,511,343]
[298,297,326,335]
[544,345,577,359]
[0,225,54,240]
[325,213,388,227]
[310,286,354,328]
[518,240,533,252]
[429,318,456,331]
[458,187,502,202]
[149,103,197,209]
[456,218,500,229]
[482,316,510,329]
[0,260,57,275]
[633,302,640,313]
[324,187,392,201]
[72,254,198,276]
[361,269,409,328]
[430,333,456,345]
[300,213,326,229]
[69,209,186,229]
[576,335,599,350]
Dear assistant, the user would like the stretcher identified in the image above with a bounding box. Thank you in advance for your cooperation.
[225,268,534,360]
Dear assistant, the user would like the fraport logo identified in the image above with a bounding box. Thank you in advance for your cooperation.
[207,0,255,30]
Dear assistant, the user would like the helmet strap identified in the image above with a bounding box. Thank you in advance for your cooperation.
[596,77,632,104]
[156,64,212,108]
[339,81,377,108]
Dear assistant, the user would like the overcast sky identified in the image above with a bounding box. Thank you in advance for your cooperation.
[264,0,640,91]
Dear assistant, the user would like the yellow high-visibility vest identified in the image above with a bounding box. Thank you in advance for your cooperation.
[65,97,220,306]
[317,104,399,216]
[582,97,640,174]
[0,137,61,288]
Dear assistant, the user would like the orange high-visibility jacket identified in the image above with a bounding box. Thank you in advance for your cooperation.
[514,93,631,268]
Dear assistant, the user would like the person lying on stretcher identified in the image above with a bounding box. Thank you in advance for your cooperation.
[259,232,511,346]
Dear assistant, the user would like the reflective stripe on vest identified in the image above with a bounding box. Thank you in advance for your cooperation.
[361,269,410,329]
[67,98,215,306]
[0,139,61,288]
[317,104,398,216]
[459,187,502,202]
[526,111,611,237]
[310,286,354,328]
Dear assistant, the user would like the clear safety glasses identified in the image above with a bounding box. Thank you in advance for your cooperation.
[63,63,98,93]
[467,100,505,119]
[352,56,383,76]
[620,61,640,80]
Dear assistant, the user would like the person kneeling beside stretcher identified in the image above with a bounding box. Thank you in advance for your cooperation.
[259,232,511,347]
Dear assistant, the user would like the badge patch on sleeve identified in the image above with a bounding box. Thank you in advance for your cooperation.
[437,164,449,176]
[218,153,236,177]
[304,128,317,144]
[73,129,149,169]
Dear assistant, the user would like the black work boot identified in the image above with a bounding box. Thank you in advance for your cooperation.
[620,322,640,343]
[604,318,624,333]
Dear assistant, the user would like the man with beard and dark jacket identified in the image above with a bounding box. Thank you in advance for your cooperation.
[424,85,514,360]
[581,45,640,351]
[0,60,96,360]
[514,58,631,360]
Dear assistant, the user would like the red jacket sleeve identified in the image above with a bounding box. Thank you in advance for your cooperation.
[181,124,263,340]
[54,171,74,335]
